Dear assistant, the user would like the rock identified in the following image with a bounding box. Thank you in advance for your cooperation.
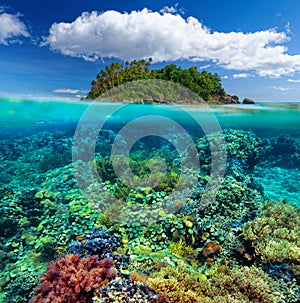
[243,98,255,104]
[231,95,240,103]
[218,95,240,104]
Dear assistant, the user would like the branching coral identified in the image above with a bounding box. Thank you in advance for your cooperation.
[242,201,300,262]
[144,265,284,303]
[169,239,193,257]
[30,254,116,303]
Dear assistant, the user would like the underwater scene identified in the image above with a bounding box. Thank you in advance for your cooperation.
[0,98,300,303]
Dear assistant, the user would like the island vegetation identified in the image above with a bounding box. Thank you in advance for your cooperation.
[86,59,240,104]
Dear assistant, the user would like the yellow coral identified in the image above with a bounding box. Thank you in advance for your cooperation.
[169,239,193,257]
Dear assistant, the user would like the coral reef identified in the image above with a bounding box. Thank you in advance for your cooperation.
[242,201,300,262]
[202,241,222,258]
[261,135,300,169]
[39,152,71,172]
[93,277,159,303]
[169,239,193,257]
[67,228,130,270]
[68,229,121,259]
[30,254,116,303]
[197,129,262,172]
[144,265,285,303]
[1,114,300,303]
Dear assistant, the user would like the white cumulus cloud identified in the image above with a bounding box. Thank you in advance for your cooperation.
[43,9,300,77]
[233,73,252,79]
[287,79,300,83]
[0,12,29,44]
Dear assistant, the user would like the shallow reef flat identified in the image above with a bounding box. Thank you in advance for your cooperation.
[0,101,299,303]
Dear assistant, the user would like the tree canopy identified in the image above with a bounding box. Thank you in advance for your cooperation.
[86,59,226,102]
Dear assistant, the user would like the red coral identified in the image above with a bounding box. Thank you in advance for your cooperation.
[30,254,116,303]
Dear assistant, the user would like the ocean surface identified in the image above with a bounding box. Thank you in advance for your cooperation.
[0,98,299,302]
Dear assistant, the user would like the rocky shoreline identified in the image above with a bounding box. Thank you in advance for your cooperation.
[139,95,255,105]
[208,94,255,104]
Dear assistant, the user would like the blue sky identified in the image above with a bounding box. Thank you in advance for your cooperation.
[1,0,300,101]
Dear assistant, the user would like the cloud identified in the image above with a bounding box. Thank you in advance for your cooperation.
[159,3,184,14]
[43,9,300,77]
[0,12,29,45]
[53,88,80,94]
[233,73,251,79]
[160,5,177,14]
[287,79,300,83]
[199,64,211,69]
[272,86,292,91]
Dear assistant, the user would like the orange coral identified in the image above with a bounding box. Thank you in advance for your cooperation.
[202,241,222,257]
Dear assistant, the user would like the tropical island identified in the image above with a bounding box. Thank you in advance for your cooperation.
[86,59,253,104]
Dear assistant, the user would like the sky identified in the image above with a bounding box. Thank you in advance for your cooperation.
[1,0,300,101]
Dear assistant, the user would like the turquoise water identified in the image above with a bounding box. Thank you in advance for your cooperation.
[1,99,299,205]
[0,98,299,302]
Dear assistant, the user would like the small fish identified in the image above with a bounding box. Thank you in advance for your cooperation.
[100,279,109,286]
[186,215,195,222]
[75,235,84,240]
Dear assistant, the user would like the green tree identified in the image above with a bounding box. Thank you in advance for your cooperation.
[86,59,226,102]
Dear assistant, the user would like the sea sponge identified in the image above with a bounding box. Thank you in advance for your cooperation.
[242,201,300,262]
[30,254,116,303]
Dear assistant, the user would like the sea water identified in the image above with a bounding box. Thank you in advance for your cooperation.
[0,98,299,302]
[1,99,299,204]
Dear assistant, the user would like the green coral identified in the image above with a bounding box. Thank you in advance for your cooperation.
[39,152,71,172]
[211,175,264,220]
[197,129,262,172]
[95,147,182,199]
[242,201,300,262]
